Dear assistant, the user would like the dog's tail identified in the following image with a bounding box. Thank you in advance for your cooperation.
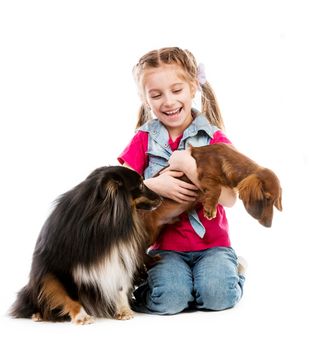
[9,285,37,318]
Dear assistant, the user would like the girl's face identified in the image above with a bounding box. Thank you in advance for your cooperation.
[143,64,196,140]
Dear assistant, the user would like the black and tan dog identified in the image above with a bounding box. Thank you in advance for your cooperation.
[10,166,161,324]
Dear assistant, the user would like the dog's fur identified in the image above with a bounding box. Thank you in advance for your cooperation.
[139,197,192,245]
[10,166,161,324]
[190,143,282,227]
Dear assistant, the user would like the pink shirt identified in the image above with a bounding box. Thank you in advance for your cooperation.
[118,129,232,252]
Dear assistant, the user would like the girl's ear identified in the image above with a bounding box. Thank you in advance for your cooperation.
[190,82,199,98]
[141,94,150,109]
[138,90,146,104]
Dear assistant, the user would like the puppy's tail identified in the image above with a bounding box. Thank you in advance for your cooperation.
[9,285,37,318]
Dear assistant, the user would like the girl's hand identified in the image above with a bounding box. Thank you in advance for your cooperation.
[144,170,199,203]
[166,149,201,189]
[166,150,237,207]
[167,149,191,172]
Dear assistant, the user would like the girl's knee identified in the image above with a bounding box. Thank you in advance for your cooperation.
[147,284,193,315]
[195,275,242,311]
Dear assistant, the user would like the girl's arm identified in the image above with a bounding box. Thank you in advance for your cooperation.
[123,162,199,204]
[166,149,237,208]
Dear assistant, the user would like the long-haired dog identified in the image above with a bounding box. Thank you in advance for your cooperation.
[10,166,161,324]
[141,143,282,246]
[190,143,282,227]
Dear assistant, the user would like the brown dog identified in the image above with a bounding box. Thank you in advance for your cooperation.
[140,197,191,246]
[190,143,282,227]
[141,143,282,247]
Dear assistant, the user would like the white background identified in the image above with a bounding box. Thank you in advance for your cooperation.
[0,0,310,349]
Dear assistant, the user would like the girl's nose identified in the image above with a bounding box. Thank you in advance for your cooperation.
[162,93,175,106]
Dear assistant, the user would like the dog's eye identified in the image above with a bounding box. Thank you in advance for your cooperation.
[139,183,144,191]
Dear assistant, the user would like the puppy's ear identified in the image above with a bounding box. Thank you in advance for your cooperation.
[238,174,265,204]
[238,174,265,219]
[264,188,283,212]
[274,189,283,211]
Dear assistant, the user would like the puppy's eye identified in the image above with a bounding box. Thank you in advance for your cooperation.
[139,183,144,191]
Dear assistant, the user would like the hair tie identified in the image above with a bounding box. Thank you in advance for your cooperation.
[197,63,207,85]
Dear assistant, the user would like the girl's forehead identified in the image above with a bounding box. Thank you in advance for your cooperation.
[143,64,186,90]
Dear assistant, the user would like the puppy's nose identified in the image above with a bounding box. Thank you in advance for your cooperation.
[259,217,272,228]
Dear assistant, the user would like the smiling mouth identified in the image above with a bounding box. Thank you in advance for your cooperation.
[163,107,182,116]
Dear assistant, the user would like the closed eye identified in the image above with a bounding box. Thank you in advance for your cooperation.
[150,94,161,99]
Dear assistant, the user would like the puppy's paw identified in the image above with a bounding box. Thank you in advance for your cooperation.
[115,309,134,320]
[203,207,217,220]
[72,307,95,325]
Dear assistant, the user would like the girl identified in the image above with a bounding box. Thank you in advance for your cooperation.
[118,47,246,315]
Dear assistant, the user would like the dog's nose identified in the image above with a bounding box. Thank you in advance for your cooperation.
[259,217,272,228]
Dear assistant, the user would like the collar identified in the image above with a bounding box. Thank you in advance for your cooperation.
[138,109,218,141]
[181,109,217,142]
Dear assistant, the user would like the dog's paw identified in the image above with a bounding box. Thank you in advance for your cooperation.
[203,207,217,220]
[31,312,43,322]
[115,309,134,320]
[72,307,95,325]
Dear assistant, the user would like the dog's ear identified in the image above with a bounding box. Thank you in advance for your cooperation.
[237,174,265,219]
[274,189,283,211]
[100,176,123,198]
[97,174,132,230]
[238,174,265,204]
[262,186,283,212]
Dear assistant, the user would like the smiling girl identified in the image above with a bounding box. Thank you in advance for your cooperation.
[118,47,245,315]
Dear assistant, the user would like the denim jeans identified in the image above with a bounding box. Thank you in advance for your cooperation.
[133,247,245,315]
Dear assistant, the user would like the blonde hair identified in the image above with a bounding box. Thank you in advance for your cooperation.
[132,47,224,130]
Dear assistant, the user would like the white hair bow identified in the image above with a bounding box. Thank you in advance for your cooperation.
[197,63,207,85]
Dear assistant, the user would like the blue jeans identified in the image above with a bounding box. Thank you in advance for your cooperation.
[133,247,245,315]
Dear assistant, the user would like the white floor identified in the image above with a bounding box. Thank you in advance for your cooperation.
[1,284,309,350]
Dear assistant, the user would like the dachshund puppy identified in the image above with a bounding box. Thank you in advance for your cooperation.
[190,143,282,227]
[140,144,282,248]
[10,166,161,324]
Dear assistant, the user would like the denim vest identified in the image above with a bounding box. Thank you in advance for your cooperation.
[138,111,220,238]
[138,112,219,179]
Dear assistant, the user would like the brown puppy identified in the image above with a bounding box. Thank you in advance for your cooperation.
[190,143,282,227]
[141,143,282,248]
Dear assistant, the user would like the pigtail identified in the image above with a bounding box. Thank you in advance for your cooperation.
[135,104,152,129]
[200,81,225,131]
[185,49,225,130]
